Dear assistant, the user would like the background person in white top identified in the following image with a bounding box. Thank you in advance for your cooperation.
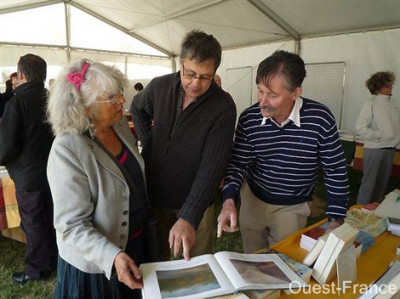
[356,71,400,205]
[214,74,222,88]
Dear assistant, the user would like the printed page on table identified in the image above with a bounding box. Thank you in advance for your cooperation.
[140,254,235,299]
[345,209,388,237]
[214,251,308,291]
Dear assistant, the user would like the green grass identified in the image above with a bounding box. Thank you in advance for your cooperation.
[0,236,56,299]
[1,166,399,297]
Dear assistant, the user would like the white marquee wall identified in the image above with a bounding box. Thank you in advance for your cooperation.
[219,40,296,122]
[219,28,400,135]
[301,28,400,134]
[1,27,399,135]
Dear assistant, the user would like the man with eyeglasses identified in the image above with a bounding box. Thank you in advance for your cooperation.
[131,30,236,261]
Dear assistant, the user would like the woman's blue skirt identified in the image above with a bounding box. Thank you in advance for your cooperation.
[54,233,145,299]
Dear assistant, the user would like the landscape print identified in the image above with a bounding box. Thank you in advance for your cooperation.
[156,263,220,298]
[230,259,291,285]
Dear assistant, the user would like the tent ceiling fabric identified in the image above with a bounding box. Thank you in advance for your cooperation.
[1,0,400,57]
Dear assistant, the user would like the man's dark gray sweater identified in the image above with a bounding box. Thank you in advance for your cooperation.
[131,72,236,228]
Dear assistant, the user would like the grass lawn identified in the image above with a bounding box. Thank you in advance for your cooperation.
[1,166,399,298]
[0,236,56,299]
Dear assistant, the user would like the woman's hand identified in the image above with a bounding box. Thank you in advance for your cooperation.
[114,252,143,290]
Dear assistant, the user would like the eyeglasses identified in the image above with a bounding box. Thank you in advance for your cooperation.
[182,62,213,82]
[96,92,123,104]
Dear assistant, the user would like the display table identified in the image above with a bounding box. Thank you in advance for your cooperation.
[268,213,400,298]
[0,170,26,243]
[353,142,400,177]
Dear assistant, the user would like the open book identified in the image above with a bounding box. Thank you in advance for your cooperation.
[345,208,388,237]
[140,251,308,299]
[260,248,312,284]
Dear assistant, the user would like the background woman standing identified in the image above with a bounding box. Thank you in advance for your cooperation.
[356,71,400,205]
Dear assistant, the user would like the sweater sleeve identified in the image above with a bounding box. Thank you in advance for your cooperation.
[0,97,22,165]
[130,81,155,145]
[356,101,381,140]
[319,111,349,218]
[221,113,253,203]
[178,109,236,228]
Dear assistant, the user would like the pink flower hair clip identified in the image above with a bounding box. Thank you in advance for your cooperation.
[66,61,91,91]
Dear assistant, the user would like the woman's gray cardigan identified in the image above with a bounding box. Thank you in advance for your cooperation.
[47,118,144,280]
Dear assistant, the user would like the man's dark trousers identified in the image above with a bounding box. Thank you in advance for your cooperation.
[16,184,57,279]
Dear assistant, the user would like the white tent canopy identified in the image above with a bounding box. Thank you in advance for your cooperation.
[1,0,400,133]
[2,0,400,56]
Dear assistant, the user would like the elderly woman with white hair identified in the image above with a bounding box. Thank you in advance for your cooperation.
[47,59,149,298]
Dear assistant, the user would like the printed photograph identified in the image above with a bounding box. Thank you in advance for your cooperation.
[230,259,291,285]
[156,263,220,298]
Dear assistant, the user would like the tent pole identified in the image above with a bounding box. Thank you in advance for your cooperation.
[247,0,299,40]
[171,57,177,73]
[125,56,128,76]
[69,1,172,58]
[64,2,71,62]
[295,39,301,56]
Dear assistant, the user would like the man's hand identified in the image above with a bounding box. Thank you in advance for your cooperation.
[114,252,143,290]
[324,220,344,234]
[217,198,239,238]
[169,218,196,260]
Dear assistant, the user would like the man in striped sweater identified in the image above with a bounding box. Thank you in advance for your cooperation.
[217,50,349,253]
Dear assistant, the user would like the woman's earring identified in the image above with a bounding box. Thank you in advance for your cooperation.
[89,116,97,140]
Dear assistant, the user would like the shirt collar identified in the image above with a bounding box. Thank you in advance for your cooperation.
[260,97,303,127]
[376,93,391,101]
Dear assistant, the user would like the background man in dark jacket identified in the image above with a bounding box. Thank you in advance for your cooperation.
[0,54,57,284]
[0,79,14,117]
[131,30,236,260]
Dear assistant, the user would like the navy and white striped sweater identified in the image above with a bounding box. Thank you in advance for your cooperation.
[222,97,348,218]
